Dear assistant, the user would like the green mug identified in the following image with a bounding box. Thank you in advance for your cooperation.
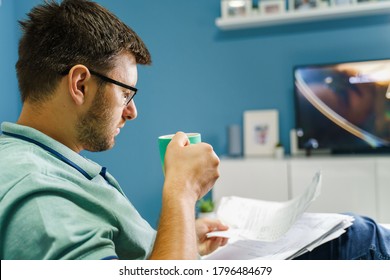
[158,133,201,173]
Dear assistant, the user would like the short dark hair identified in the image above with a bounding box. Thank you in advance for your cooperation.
[16,0,151,103]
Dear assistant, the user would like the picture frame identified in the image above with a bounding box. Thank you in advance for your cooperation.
[288,0,320,11]
[259,0,286,15]
[221,0,252,18]
[243,110,279,157]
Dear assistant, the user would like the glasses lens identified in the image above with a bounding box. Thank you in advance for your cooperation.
[124,91,136,106]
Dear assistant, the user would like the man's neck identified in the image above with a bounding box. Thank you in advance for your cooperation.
[17,102,82,153]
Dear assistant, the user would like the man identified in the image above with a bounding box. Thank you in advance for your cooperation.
[0,0,227,260]
[1,0,389,260]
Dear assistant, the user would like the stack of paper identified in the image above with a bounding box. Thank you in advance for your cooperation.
[204,171,354,260]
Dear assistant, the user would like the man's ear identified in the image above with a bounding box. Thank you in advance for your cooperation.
[66,65,91,105]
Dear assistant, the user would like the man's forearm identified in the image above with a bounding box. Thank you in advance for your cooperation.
[148,190,198,260]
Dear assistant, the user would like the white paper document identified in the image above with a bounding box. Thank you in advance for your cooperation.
[204,212,353,260]
[203,171,354,260]
[208,171,322,241]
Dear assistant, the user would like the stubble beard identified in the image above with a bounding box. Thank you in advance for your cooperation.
[76,87,115,152]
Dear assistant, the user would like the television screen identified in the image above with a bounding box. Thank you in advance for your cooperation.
[294,59,390,154]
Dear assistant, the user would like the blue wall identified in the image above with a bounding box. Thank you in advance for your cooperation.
[1,0,390,227]
[0,0,19,122]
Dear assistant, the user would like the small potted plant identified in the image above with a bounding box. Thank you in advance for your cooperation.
[197,198,216,218]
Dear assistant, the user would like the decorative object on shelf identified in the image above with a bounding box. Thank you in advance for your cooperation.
[259,0,286,15]
[303,138,319,157]
[221,0,252,18]
[289,0,319,11]
[290,128,305,156]
[274,142,285,159]
[318,0,331,8]
[243,109,279,157]
[331,0,357,6]
[227,124,242,157]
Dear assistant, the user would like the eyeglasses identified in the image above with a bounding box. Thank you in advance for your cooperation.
[89,70,138,107]
[61,68,138,107]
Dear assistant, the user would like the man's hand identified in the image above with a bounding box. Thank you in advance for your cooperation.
[164,132,220,201]
[196,218,229,256]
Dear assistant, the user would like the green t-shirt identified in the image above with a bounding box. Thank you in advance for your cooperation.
[0,122,156,260]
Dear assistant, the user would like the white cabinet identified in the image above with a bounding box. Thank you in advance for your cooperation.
[376,158,390,223]
[213,158,289,207]
[289,157,377,218]
[214,156,390,223]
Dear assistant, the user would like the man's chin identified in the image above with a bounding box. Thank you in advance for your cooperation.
[84,139,115,152]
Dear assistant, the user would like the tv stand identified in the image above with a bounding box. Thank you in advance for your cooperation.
[213,156,390,223]
[331,147,390,155]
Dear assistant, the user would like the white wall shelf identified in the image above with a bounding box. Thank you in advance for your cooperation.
[216,2,390,30]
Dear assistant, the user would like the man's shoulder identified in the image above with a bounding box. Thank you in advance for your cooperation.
[0,138,76,199]
[0,135,52,173]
